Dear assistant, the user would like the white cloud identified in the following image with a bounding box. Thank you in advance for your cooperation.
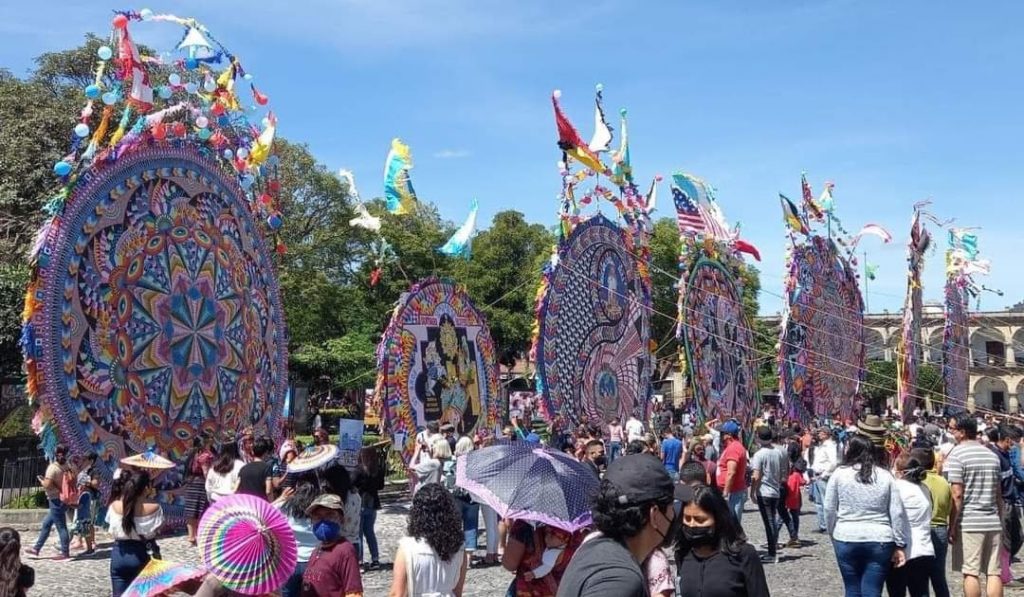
[433,149,470,159]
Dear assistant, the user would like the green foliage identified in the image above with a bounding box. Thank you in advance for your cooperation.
[290,335,378,389]
[6,489,46,509]
[649,219,683,364]
[0,404,33,438]
[863,360,943,413]
[753,318,780,393]
[0,265,29,377]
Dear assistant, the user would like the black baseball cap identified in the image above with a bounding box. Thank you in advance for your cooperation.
[605,454,689,505]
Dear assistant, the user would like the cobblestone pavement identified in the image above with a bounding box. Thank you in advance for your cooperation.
[21,498,1024,596]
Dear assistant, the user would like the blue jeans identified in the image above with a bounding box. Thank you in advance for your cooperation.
[282,560,308,597]
[110,540,149,597]
[33,498,70,556]
[929,526,950,597]
[608,441,621,464]
[832,540,894,597]
[813,478,828,531]
[459,499,480,553]
[726,490,745,527]
[360,507,379,563]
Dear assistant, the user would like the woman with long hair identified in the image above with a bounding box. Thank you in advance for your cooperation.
[205,434,244,504]
[886,452,934,597]
[824,434,908,597]
[182,434,215,545]
[389,483,467,597]
[106,470,163,597]
[0,527,34,597]
[274,481,320,597]
[354,446,384,570]
[673,485,768,597]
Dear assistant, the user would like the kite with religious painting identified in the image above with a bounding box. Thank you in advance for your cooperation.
[20,10,286,522]
[779,174,883,425]
[375,278,500,464]
[673,173,760,433]
[942,229,987,414]
[531,87,654,428]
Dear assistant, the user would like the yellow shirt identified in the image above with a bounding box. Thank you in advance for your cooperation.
[922,471,952,527]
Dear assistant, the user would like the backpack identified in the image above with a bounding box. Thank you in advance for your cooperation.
[59,468,79,507]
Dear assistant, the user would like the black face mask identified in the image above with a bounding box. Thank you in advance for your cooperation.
[656,505,681,549]
[592,455,607,467]
[681,524,716,547]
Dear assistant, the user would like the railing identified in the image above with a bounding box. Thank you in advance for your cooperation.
[0,455,47,507]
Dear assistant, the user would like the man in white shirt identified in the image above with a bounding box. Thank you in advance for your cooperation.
[809,427,838,533]
[625,415,644,443]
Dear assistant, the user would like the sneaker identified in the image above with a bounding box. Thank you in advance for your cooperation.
[785,539,801,548]
[24,547,40,558]
[368,561,380,571]
[759,554,779,564]
[82,549,96,556]
[51,554,70,562]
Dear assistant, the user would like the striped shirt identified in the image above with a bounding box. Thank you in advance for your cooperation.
[945,441,1002,532]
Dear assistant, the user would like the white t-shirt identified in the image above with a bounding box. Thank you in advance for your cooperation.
[205,459,244,502]
[399,536,465,596]
[625,418,644,442]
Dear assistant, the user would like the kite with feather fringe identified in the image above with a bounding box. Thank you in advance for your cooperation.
[531,85,654,428]
[942,228,987,414]
[20,9,287,524]
[672,172,760,437]
[778,174,886,426]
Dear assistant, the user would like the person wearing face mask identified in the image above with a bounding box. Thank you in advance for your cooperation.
[557,454,687,597]
[674,484,769,597]
[582,439,607,479]
[301,493,363,597]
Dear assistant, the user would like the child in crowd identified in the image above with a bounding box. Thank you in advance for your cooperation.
[784,458,807,545]
[522,526,572,587]
[71,473,96,554]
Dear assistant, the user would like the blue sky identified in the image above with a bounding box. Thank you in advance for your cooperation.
[2,1,1022,315]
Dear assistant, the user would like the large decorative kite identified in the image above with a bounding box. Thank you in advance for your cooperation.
[779,175,879,425]
[20,10,286,518]
[942,229,987,414]
[896,203,932,419]
[532,87,654,428]
[674,174,760,432]
[375,278,500,464]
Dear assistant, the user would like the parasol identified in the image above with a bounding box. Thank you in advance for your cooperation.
[455,442,599,532]
[122,558,206,597]
[198,494,297,595]
[286,444,338,473]
[121,449,176,470]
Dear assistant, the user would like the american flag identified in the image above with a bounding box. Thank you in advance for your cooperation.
[698,202,731,241]
[673,186,705,235]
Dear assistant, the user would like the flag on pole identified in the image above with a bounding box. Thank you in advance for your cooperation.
[673,186,705,236]
[779,194,809,235]
[801,172,824,221]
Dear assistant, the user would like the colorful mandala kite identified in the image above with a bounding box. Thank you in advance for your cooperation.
[780,236,864,424]
[375,278,500,464]
[20,10,285,517]
[535,216,652,427]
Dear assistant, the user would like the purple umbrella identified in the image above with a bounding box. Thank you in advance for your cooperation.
[455,442,599,532]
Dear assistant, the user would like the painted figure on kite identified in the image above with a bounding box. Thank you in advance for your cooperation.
[20,10,287,521]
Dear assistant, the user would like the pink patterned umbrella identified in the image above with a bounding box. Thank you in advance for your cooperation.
[197,493,297,595]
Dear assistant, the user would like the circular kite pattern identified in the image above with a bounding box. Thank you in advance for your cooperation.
[942,279,970,413]
[680,255,759,432]
[23,146,287,505]
[535,215,652,428]
[376,278,500,464]
[780,236,864,424]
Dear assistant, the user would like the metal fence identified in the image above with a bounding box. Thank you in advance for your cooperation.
[0,455,47,506]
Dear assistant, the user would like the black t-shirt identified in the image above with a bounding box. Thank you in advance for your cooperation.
[556,536,648,597]
[676,543,769,597]
[236,461,272,498]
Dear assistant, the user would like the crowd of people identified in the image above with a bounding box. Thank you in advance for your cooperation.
[5,404,1024,596]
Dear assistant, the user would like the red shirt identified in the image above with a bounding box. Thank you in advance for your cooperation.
[716,440,748,494]
[301,540,363,597]
[785,471,804,511]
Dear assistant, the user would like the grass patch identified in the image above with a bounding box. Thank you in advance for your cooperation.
[6,490,46,509]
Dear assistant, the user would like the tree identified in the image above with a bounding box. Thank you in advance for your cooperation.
[452,211,553,366]
[863,360,943,414]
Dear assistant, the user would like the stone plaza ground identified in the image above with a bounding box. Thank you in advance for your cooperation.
[18,498,1024,596]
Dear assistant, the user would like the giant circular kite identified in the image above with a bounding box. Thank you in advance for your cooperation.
[780,235,864,424]
[942,279,969,413]
[679,250,759,433]
[535,215,652,428]
[375,278,500,464]
[20,11,286,520]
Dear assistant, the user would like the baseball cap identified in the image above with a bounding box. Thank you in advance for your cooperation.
[604,454,688,505]
[305,493,345,515]
[718,421,741,436]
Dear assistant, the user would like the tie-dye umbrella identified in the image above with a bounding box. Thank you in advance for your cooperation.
[122,558,205,597]
[197,494,297,595]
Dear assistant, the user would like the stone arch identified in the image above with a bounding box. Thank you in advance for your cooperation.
[971,327,1007,366]
[973,376,1009,412]
[1013,329,1024,366]
[925,327,944,364]
[864,328,886,361]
